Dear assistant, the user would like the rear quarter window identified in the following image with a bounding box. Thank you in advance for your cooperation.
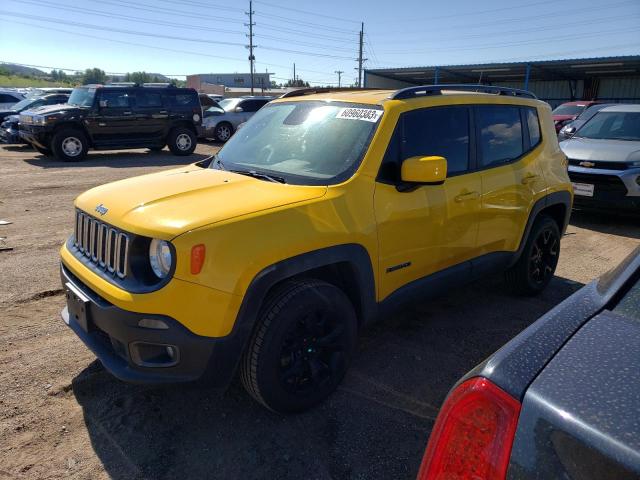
[171,92,199,107]
[477,105,524,167]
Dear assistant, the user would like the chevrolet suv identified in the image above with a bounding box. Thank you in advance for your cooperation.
[59,85,572,412]
[20,84,201,161]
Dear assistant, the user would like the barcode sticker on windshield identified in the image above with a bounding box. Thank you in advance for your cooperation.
[336,108,383,123]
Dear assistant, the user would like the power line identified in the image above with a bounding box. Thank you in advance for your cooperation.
[370,0,639,36]
[9,0,246,36]
[254,0,361,24]
[374,12,640,44]
[89,0,243,24]
[155,0,243,13]
[0,11,356,60]
[253,11,358,35]
[4,20,341,82]
[376,26,640,55]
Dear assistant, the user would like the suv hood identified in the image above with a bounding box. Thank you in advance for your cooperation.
[24,104,78,116]
[75,165,328,239]
[560,137,640,162]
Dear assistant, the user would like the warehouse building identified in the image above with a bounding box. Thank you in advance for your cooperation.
[187,72,272,91]
[364,56,640,107]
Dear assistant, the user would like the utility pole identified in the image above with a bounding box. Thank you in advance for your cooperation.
[293,62,296,85]
[334,70,344,88]
[357,22,365,88]
[245,1,256,95]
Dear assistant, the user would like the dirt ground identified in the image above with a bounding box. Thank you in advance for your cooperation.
[1,143,638,480]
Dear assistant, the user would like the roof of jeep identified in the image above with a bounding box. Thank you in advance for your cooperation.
[271,88,541,106]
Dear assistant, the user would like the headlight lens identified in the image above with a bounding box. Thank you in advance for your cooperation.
[149,239,173,278]
[33,116,46,125]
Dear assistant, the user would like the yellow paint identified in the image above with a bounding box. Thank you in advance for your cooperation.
[64,90,571,338]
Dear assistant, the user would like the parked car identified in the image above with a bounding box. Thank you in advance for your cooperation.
[0,89,25,110]
[552,100,600,132]
[0,92,70,124]
[58,85,571,413]
[557,103,616,141]
[560,104,640,212]
[19,84,201,161]
[417,247,640,480]
[201,96,273,142]
[25,87,73,98]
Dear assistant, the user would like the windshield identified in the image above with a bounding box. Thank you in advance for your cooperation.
[218,98,241,111]
[212,101,382,185]
[68,88,96,107]
[552,104,586,116]
[9,98,38,111]
[576,111,640,141]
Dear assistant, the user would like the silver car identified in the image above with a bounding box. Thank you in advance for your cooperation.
[201,96,273,142]
[560,104,640,213]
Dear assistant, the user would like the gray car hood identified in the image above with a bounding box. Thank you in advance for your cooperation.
[560,137,640,162]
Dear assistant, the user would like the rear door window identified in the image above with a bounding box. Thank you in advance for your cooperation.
[136,91,163,108]
[477,105,524,167]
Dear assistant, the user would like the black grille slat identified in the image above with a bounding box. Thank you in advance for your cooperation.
[73,211,129,278]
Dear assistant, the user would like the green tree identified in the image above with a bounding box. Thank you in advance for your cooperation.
[284,78,310,88]
[81,68,107,85]
[126,71,151,84]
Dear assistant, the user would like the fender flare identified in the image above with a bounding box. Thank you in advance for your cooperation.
[511,190,572,266]
[202,244,376,388]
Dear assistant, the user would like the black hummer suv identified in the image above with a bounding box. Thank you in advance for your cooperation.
[19,84,201,161]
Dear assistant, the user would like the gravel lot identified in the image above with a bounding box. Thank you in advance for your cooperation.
[1,143,639,480]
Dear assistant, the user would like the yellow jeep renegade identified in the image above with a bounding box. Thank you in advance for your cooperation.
[60,85,572,412]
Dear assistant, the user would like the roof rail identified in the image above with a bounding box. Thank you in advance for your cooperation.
[142,82,175,87]
[279,87,379,98]
[390,84,537,100]
[107,82,136,87]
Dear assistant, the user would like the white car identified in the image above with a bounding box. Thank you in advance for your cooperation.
[201,96,273,142]
[0,89,25,110]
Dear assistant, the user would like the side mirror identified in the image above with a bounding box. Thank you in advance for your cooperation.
[401,156,447,184]
[234,106,244,113]
[99,100,108,108]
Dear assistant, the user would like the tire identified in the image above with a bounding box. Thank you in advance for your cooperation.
[240,279,358,413]
[214,122,233,143]
[51,128,88,162]
[505,215,561,295]
[148,145,165,152]
[34,145,51,156]
[167,127,197,156]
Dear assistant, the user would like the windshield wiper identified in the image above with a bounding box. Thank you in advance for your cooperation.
[230,169,287,184]
[210,154,226,170]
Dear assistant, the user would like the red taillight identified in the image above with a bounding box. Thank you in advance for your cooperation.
[417,377,521,480]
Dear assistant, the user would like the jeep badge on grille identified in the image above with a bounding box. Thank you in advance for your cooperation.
[95,204,108,216]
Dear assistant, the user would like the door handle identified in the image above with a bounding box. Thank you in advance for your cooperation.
[521,173,540,184]
[454,191,479,202]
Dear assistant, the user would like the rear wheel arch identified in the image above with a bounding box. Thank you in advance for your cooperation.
[516,191,572,257]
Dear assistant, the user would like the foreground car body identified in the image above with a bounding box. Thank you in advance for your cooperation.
[561,104,640,212]
[418,248,640,479]
[60,85,572,412]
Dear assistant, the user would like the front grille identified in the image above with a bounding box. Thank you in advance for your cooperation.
[74,210,129,278]
[568,158,629,170]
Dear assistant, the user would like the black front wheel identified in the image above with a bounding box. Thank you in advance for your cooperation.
[167,127,197,156]
[240,279,357,413]
[506,215,560,295]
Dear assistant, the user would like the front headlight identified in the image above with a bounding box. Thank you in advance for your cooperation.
[149,239,173,278]
[33,116,46,125]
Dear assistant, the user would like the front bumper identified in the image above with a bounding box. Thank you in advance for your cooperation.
[568,166,640,213]
[60,263,240,385]
[19,124,49,149]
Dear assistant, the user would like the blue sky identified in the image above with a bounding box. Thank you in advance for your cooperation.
[1,0,639,85]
